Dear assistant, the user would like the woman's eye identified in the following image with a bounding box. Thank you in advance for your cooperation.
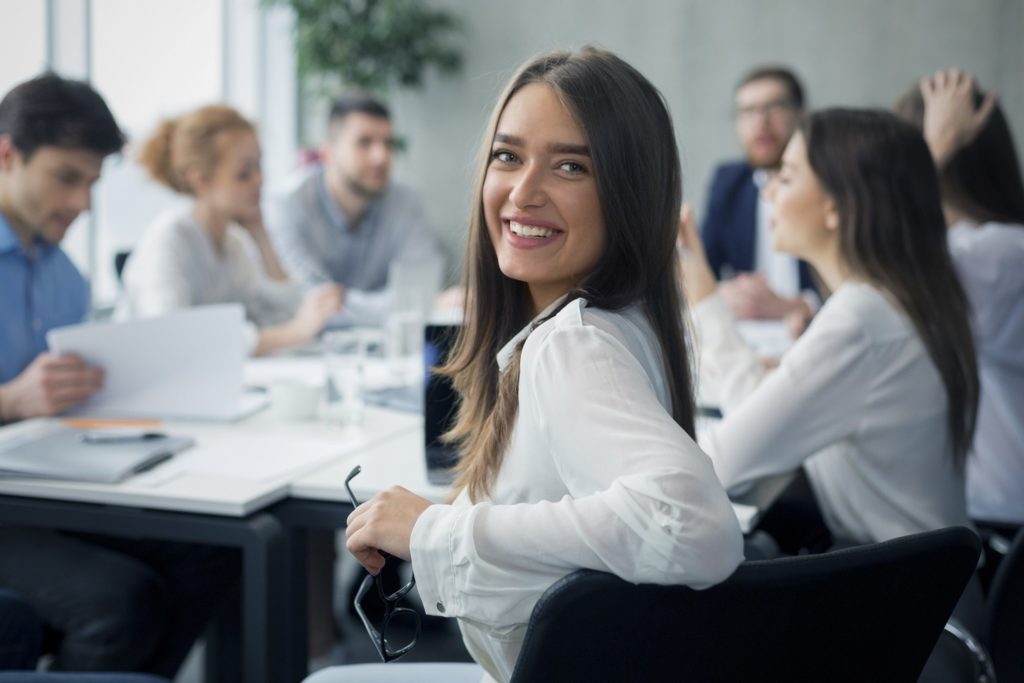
[491,150,517,164]
[558,160,586,174]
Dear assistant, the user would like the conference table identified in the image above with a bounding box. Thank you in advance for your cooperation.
[0,394,420,683]
[0,344,793,682]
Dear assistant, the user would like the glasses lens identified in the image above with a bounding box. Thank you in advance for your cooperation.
[356,572,421,663]
[381,606,421,660]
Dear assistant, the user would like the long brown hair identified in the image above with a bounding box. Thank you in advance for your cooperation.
[893,83,1024,227]
[802,109,979,465]
[441,47,695,501]
[137,104,253,195]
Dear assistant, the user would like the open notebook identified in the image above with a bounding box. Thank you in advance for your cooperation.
[0,420,192,484]
[48,304,266,421]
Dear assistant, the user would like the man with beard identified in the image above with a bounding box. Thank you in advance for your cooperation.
[701,66,818,323]
[268,94,439,327]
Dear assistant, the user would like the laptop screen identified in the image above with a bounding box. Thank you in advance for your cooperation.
[424,324,460,481]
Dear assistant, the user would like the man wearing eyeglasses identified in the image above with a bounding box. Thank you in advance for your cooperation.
[267,93,441,328]
[700,66,818,325]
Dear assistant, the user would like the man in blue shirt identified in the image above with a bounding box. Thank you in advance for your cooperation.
[0,79,107,419]
[0,73,237,678]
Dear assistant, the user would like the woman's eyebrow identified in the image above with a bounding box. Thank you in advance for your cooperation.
[493,133,590,157]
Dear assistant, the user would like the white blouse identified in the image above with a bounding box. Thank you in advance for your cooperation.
[119,209,302,351]
[949,220,1024,524]
[410,298,744,683]
[693,282,971,545]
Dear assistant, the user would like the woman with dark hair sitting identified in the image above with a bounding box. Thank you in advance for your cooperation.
[894,70,1024,531]
[308,47,744,683]
[678,108,979,552]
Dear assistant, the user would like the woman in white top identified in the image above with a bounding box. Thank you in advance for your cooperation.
[894,71,1024,526]
[678,108,980,547]
[310,48,744,683]
[122,105,342,355]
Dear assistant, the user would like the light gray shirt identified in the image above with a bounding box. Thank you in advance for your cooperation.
[949,220,1024,524]
[267,167,440,326]
[118,208,302,352]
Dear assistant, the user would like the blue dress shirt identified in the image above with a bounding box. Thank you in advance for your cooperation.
[0,212,89,384]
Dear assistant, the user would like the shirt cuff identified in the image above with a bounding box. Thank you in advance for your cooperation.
[410,502,471,618]
[691,291,738,350]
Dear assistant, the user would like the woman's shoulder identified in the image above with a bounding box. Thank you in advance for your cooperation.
[141,207,202,242]
[814,282,913,344]
[949,221,1024,273]
[525,299,655,366]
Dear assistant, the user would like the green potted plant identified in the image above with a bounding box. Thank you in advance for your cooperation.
[263,0,464,150]
[264,0,463,92]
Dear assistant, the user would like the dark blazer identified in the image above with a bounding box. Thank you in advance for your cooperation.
[701,160,816,293]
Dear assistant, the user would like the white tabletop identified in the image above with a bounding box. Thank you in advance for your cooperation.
[290,428,448,505]
[0,405,421,517]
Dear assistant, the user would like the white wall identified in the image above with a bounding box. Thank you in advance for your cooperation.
[383,0,1024,278]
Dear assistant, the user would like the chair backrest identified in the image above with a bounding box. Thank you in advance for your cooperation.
[987,526,1024,682]
[114,250,131,282]
[510,526,980,683]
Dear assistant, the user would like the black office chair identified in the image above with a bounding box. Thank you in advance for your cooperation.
[985,525,1023,682]
[925,524,1023,683]
[113,250,131,283]
[510,526,980,683]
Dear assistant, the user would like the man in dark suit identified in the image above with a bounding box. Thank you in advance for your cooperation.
[702,66,817,323]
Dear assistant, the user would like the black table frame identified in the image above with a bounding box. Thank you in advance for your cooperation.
[0,494,299,683]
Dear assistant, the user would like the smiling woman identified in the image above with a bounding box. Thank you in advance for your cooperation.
[483,82,605,314]
[321,47,744,683]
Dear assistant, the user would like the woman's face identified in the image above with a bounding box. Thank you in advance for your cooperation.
[482,82,605,314]
[199,129,263,223]
[762,132,837,262]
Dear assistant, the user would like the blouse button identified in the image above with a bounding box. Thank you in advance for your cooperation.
[436,602,446,613]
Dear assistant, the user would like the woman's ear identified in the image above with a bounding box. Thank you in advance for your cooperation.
[824,198,840,231]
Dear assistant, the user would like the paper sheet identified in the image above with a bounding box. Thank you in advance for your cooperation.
[48,305,249,421]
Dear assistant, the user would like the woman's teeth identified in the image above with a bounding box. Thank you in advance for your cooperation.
[510,221,556,238]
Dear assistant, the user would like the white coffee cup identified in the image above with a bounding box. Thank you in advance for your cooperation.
[268,380,321,421]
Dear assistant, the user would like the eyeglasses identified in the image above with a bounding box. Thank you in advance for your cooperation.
[735,98,796,120]
[345,465,421,662]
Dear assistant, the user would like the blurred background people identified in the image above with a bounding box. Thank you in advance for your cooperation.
[701,66,818,329]
[0,73,237,679]
[894,70,1024,530]
[679,109,979,560]
[267,94,441,327]
[120,104,342,355]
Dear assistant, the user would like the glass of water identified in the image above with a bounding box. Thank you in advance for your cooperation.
[386,309,423,386]
[324,329,369,425]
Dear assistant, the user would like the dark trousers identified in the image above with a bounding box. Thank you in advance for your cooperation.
[754,467,834,555]
[0,528,238,678]
[0,589,42,670]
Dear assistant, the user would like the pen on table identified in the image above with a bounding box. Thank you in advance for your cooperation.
[80,430,168,444]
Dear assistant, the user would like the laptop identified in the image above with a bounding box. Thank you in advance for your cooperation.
[423,324,460,485]
[0,421,192,484]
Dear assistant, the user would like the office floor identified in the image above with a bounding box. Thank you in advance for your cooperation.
[175,531,472,683]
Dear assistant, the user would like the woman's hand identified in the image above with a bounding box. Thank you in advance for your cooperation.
[346,486,433,575]
[920,69,998,168]
[290,283,344,340]
[676,203,718,306]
